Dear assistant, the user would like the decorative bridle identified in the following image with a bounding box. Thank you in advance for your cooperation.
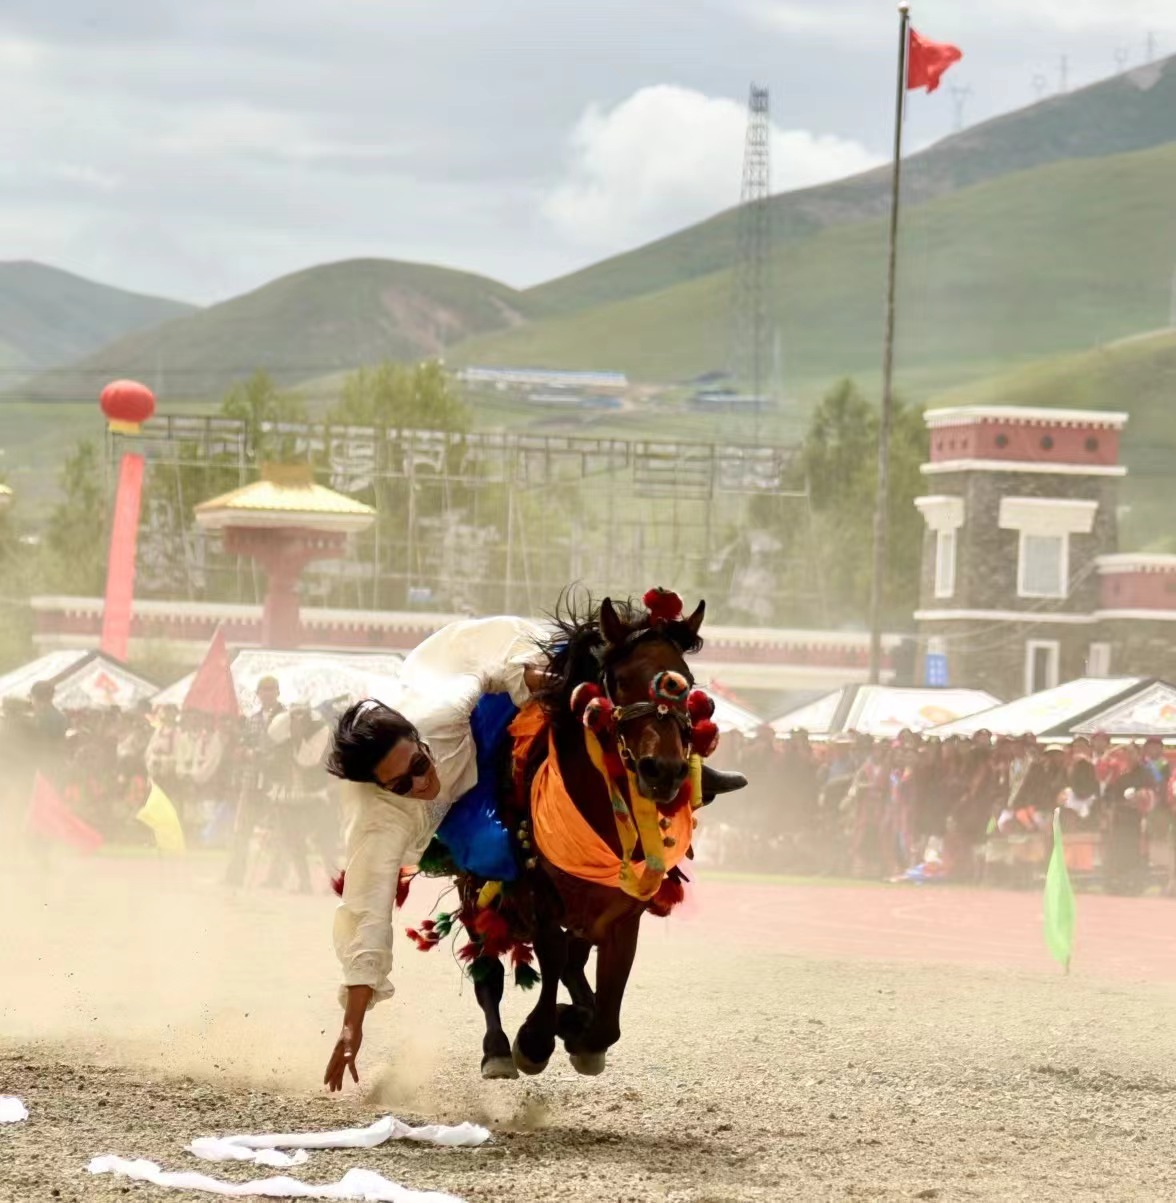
[563,588,721,902]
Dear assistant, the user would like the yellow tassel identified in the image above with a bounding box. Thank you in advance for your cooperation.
[477,880,503,909]
[689,753,704,810]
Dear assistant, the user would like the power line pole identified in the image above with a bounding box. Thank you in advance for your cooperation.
[1059,54,1069,93]
[1031,73,1048,101]
[1114,46,1130,74]
[1146,31,1158,63]
[950,83,972,132]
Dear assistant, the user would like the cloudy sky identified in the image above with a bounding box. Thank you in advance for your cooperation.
[1,0,1173,304]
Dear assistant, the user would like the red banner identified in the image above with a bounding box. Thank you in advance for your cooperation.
[26,772,104,853]
[100,451,145,663]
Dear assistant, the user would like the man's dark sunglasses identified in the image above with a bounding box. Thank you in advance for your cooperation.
[377,746,432,796]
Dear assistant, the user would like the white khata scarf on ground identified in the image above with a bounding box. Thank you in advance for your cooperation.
[0,1097,28,1123]
[87,1114,489,1201]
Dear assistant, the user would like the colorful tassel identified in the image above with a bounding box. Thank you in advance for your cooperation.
[514,963,541,990]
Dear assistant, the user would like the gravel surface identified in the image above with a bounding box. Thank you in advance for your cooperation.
[3,860,1176,1202]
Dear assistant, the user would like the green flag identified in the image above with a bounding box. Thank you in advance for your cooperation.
[1043,808,1076,973]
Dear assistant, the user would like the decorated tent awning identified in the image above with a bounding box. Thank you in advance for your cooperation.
[0,650,158,710]
[931,677,1176,740]
[707,693,766,738]
[155,648,405,713]
[771,685,1001,740]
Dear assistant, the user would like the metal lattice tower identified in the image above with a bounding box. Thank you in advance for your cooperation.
[728,84,774,429]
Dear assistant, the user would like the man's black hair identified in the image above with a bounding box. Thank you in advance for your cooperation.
[327,700,420,784]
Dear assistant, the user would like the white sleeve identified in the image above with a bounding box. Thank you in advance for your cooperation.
[402,616,544,710]
[332,783,417,1010]
[476,616,546,707]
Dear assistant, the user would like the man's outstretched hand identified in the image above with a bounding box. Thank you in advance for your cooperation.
[324,985,373,1092]
[324,1023,363,1092]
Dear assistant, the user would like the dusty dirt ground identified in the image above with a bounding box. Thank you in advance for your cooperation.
[3,858,1176,1202]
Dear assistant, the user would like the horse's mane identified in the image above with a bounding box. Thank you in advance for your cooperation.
[531,587,704,732]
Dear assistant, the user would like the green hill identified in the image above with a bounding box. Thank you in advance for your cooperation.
[930,328,1176,546]
[0,261,194,378]
[19,258,543,403]
[455,141,1176,410]
[526,56,1176,318]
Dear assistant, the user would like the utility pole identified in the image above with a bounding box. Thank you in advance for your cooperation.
[1114,46,1130,74]
[1059,54,1069,93]
[1031,74,1048,101]
[1146,31,1158,64]
[949,83,972,132]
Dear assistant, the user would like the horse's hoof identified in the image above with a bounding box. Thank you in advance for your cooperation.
[511,1035,550,1076]
[481,1055,519,1081]
[569,1050,607,1077]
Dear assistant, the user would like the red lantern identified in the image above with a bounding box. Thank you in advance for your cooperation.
[100,380,156,434]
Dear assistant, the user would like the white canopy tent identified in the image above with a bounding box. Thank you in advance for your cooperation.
[771,685,1001,740]
[931,677,1176,740]
[155,649,405,714]
[0,650,158,711]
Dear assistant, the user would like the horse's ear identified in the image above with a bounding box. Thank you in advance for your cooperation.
[600,598,627,647]
[684,599,706,639]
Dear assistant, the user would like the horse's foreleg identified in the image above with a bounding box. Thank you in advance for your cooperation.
[565,911,641,1076]
[474,955,517,1080]
[512,920,567,1076]
[556,935,595,1046]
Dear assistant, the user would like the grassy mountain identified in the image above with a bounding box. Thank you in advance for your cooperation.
[0,261,193,378]
[19,258,543,403]
[930,328,1176,547]
[526,56,1176,318]
[455,141,1176,410]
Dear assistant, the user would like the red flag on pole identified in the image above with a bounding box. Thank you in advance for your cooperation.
[26,772,104,854]
[183,626,239,717]
[907,28,962,93]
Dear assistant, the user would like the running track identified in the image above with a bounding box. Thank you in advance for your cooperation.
[684,878,1176,982]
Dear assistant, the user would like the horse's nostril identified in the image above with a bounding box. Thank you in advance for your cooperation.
[637,757,688,790]
[637,756,662,782]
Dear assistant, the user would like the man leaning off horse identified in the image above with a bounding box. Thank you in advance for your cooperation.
[322,608,745,1092]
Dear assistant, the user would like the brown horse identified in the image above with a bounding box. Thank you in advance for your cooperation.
[468,592,716,1079]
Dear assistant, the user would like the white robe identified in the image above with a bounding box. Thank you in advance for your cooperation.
[332,616,544,1007]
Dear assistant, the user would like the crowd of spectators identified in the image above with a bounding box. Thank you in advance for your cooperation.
[707,727,1176,895]
[0,678,339,892]
[4,678,1175,898]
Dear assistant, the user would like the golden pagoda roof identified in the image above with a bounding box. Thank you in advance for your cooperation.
[195,464,375,533]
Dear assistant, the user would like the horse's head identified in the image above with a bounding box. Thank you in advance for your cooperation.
[598,594,705,805]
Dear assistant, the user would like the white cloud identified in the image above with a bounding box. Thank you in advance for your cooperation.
[543,85,882,253]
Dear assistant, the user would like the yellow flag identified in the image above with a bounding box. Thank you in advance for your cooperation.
[137,782,187,854]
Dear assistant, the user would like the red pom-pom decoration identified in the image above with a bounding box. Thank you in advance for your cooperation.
[643,587,684,624]
[691,719,720,759]
[687,689,715,722]
[582,695,616,736]
[100,379,156,434]
[570,681,602,719]
[647,874,686,918]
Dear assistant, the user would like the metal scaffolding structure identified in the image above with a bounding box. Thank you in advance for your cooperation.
[114,416,826,625]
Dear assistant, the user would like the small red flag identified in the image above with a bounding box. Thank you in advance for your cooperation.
[907,28,962,93]
[183,626,239,717]
[26,773,104,854]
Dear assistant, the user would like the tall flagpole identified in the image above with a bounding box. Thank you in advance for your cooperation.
[867,1,911,684]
